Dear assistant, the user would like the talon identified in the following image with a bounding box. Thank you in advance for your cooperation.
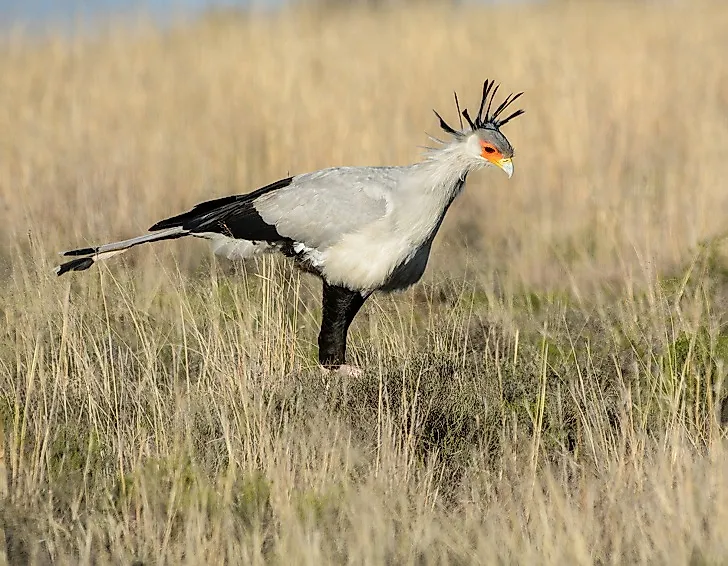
[320,364,363,378]
[336,364,363,378]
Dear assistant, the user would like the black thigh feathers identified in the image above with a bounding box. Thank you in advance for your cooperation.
[318,282,367,368]
[149,176,293,242]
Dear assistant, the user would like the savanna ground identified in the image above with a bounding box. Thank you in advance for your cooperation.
[1,1,728,563]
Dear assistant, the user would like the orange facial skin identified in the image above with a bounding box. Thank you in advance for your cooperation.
[480,140,504,164]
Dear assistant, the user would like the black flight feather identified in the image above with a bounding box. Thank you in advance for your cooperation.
[148,176,295,243]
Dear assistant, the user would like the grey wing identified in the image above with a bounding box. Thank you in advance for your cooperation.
[252,167,396,249]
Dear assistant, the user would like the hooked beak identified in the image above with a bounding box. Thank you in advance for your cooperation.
[496,158,513,179]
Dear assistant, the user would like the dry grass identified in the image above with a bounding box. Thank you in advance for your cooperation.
[1,1,728,563]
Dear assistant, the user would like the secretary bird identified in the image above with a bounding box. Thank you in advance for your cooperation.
[56,80,524,375]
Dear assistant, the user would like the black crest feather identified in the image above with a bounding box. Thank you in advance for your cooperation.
[435,79,525,135]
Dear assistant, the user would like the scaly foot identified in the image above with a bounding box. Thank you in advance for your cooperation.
[320,363,363,380]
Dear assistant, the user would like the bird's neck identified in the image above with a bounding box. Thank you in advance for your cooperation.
[391,145,479,247]
[413,143,481,204]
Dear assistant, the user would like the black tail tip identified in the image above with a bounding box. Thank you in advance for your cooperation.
[62,247,96,257]
[55,257,95,276]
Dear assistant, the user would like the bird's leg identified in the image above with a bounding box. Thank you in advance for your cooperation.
[318,281,367,371]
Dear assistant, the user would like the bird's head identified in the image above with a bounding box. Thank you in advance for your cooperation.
[433,80,524,178]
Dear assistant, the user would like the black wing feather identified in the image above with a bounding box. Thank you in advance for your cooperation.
[149,176,294,242]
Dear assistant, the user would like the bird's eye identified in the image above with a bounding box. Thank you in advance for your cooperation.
[484,146,496,154]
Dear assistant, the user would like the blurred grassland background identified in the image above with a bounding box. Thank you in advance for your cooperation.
[1,1,728,563]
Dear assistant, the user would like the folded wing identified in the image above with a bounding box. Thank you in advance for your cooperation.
[251,167,393,249]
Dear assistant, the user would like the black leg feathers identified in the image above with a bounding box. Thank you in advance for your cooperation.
[318,281,367,369]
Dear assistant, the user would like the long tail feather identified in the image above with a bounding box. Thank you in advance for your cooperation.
[55,227,187,276]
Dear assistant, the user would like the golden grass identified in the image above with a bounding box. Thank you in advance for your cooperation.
[1,1,728,563]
